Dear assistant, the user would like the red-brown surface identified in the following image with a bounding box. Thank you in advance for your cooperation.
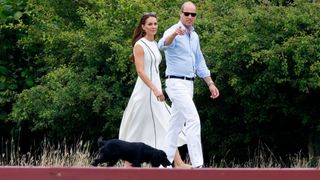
[0,167,319,180]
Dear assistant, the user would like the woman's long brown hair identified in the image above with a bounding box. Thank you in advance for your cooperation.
[129,13,157,62]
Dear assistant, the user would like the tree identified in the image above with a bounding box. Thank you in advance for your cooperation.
[196,0,320,165]
[9,0,155,143]
[0,0,34,140]
[3,0,320,166]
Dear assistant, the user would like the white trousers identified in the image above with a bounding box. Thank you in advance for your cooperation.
[163,78,203,167]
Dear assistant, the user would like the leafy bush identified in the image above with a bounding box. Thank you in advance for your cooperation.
[2,0,320,166]
[196,0,320,163]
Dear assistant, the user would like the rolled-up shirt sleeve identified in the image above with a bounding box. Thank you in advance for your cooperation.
[195,43,211,78]
[158,25,177,50]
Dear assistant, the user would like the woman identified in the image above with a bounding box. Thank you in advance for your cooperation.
[119,12,189,168]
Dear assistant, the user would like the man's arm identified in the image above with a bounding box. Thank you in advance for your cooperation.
[163,26,184,46]
[159,26,183,49]
[203,76,215,87]
[203,76,219,99]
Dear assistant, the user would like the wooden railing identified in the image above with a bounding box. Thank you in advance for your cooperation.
[0,167,319,180]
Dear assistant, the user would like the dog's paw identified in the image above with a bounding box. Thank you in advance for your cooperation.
[91,161,98,167]
[159,165,172,168]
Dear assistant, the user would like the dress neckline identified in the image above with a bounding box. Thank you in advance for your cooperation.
[142,37,155,43]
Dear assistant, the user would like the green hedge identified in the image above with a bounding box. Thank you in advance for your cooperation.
[1,0,319,165]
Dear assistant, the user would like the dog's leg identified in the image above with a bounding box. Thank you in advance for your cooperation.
[91,151,111,167]
[91,159,100,166]
[91,157,105,167]
[107,158,119,167]
[131,160,141,167]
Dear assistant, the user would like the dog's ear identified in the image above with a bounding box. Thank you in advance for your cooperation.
[162,156,172,167]
[152,150,171,167]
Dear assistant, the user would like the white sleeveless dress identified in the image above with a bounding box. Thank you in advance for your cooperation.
[119,38,186,149]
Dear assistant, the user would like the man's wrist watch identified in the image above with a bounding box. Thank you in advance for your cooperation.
[207,80,215,87]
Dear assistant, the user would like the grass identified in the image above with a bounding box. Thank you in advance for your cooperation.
[1,138,94,167]
[0,138,319,167]
[207,142,319,168]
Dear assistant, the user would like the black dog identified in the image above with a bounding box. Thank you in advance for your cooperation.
[91,138,171,167]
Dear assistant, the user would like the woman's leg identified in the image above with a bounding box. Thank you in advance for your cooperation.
[173,149,191,168]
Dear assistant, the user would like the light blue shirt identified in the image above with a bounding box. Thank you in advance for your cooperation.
[158,21,210,78]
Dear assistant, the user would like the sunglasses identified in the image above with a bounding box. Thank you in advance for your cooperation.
[182,11,197,17]
[144,12,156,16]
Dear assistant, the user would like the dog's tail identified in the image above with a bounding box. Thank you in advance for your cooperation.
[97,136,104,147]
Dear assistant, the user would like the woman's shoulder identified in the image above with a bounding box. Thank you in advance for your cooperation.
[133,40,145,54]
[134,39,142,45]
[134,39,146,47]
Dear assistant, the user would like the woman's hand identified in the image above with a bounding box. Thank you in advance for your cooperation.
[153,89,165,102]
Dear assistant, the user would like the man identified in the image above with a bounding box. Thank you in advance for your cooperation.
[158,1,219,168]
